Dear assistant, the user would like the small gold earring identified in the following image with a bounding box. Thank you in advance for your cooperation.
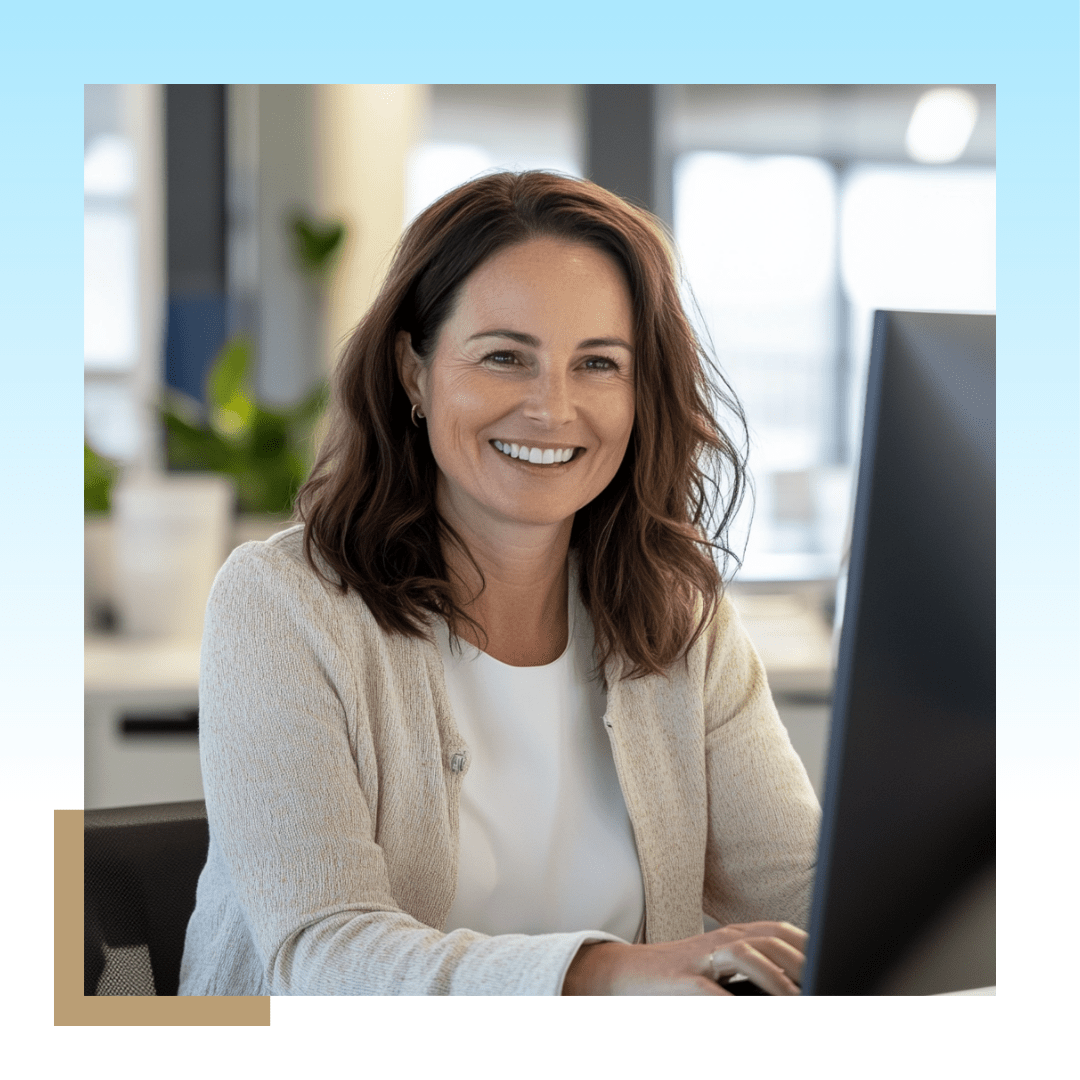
[411,404,425,427]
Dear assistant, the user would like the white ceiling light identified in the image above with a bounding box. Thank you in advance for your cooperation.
[905,87,980,165]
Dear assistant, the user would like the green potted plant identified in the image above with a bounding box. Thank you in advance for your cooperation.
[84,211,345,630]
[85,443,120,629]
[161,210,344,536]
[161,335,327,520]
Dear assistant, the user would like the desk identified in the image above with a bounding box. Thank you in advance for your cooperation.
[727,584,835,799]
[85,634,202,809]
[727,584,834,693]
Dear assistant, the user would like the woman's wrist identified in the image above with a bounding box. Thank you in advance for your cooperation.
[562,941,633,995]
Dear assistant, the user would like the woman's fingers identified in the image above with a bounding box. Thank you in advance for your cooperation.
[722,921,808,955]
[709,922,808,974]
[702,923,808,993]
[705,941,801,996]
[566,922,809,994]
[749,936,806,986]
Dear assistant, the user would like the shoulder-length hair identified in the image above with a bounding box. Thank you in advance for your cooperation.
[297,170,747,680]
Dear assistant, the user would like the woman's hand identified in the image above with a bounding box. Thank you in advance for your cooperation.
[562,921,807,996]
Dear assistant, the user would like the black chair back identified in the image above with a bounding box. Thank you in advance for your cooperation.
[84,800,208,996]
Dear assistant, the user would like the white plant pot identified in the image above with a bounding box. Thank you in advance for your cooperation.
[112,474,235,640]
[84,514,117,630]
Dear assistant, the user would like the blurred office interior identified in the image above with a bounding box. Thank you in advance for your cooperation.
[84,84,994,810]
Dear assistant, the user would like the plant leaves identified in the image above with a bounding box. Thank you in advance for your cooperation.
[207,337,255,438]
[162,333,329,516]
[289,212,346,277]
[84,443,118,514]
[163,409,243,475]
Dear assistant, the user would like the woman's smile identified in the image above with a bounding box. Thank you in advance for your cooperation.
[491,440,582,466]
[398,235,636,535]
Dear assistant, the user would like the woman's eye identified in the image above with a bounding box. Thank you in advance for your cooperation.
[583,356,619,371]
[483,351,521,367]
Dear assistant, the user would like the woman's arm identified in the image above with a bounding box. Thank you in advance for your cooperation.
[695,593,822,929]
[563,921,806,995]
[196,539,621,995]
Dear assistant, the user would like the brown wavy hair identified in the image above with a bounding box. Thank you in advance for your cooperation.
[296,170,747,680]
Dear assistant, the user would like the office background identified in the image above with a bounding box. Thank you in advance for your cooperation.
[83,83,994,811]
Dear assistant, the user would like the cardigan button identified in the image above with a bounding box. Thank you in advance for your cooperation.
[450,752,466,774]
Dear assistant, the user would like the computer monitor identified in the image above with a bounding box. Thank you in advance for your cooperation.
[801,310,995,995]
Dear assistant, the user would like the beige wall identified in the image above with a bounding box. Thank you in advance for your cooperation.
[315,84,429,373]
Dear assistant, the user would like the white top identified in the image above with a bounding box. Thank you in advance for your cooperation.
[435,590,646,944]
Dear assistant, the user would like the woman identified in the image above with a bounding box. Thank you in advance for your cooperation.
[179,171,820,996]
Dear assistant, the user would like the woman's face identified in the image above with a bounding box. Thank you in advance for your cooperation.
[398,236,636,537]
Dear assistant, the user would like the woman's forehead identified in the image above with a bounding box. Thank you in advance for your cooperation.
[444,238,634,343]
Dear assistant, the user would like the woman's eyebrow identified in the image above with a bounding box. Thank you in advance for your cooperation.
[467,330,632,351]
[578,336,632,351]
[467,329,541,346]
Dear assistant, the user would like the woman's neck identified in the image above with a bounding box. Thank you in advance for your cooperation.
[438,493,573,667]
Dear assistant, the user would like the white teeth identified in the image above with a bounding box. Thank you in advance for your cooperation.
[493,441,576,465]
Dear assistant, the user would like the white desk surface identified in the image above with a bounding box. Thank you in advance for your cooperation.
[727,588,834,697]
[85,633,201,696]
[85,594,836,700]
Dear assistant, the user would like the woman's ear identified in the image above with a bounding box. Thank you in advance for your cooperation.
[395,331,424,405]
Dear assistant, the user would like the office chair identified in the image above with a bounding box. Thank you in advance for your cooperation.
[84,800,208,996]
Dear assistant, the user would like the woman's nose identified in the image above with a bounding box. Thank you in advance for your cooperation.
[523,367,575,426]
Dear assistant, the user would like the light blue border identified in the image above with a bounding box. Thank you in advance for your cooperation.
[1,0,1075,1036]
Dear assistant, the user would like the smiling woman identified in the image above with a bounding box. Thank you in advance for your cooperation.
[395,237,636,665]
[178,171,821,997]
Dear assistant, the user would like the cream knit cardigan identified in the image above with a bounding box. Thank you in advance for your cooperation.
[178,526,821,996]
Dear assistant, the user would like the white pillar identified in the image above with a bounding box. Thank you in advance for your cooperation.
[314,84,429,373]
[126,83,166,475]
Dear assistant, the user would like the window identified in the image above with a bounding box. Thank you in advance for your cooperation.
[676,153,995,580]
[84,88,141,461]
[675,152,844,579]
[840,165,996,445]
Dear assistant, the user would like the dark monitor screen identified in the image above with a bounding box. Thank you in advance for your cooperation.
[801,310,995,995]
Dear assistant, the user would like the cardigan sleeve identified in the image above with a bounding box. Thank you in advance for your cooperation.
[698,593,822,931]
[193,541,621,996]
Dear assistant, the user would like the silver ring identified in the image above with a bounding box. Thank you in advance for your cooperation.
[707,950,722,982]
[411,404,425,427]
